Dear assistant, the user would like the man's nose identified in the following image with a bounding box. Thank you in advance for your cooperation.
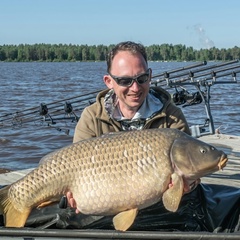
[129,80,140,90]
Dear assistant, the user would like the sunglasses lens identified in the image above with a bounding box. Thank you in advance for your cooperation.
[137,74,149,84]
[110,68,150,87]
[117,78,133,86]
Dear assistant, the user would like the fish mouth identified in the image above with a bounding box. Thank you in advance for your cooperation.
[218,155,228,170]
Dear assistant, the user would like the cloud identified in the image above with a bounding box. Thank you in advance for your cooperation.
[193,24,215,49]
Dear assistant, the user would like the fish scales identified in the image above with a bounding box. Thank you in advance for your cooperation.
[9,130,173,213]
[0,128,228,230]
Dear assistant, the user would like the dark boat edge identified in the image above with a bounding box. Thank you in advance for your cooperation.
[0,228,240,240]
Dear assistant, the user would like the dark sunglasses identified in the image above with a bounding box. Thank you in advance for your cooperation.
[109,68,151,87]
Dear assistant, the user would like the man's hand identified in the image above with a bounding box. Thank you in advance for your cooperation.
[59,192,80,214]
[184,178,201,194]
[66,192,80,214]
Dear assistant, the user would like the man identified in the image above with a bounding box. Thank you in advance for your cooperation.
[73,41,190,143]
[66,41,191,212]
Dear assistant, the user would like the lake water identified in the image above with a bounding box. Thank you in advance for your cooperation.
[0,61,239,171]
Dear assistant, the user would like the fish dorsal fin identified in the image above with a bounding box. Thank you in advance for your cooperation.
[113,208,138,231]
[162,173,183,212]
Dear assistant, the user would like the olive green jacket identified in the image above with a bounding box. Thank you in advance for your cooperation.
[73,87,191,143]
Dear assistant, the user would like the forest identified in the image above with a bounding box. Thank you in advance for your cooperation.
[0,43,239,62]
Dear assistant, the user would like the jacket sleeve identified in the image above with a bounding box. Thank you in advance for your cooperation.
[166,103,191,135]
[73,107,98,143]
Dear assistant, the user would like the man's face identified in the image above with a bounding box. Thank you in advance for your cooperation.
[103,51,151,114]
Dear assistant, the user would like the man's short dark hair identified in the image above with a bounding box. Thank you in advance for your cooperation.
[106,41,148,73]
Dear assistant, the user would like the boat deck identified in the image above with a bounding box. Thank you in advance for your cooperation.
[199,133,240,188]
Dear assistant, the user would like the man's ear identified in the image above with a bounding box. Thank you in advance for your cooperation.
[103,75,114,89]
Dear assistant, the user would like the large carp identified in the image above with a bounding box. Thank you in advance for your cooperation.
[0,128,227,231]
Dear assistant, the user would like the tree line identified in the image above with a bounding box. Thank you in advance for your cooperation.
[0,43,239,62]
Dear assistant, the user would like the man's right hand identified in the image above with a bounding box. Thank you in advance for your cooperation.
[59,192,80,214]
[66,192,80,214]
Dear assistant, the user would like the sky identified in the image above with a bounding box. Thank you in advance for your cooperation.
[1,0,240,50]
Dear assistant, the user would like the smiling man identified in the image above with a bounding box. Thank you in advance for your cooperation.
[73,41,190,143]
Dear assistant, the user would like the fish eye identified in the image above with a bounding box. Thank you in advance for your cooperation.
[200,148,206,154]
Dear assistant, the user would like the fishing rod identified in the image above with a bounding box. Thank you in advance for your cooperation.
[0,90,99,123]
[0,90,99,122]
[4,100,97,135]
[0,100,97,134]
[151,61,207,86]
[151,59,239,85]
[153,61,207,78]
[168,69,240,87]
[173,63,240,84]
[158,61,240,137]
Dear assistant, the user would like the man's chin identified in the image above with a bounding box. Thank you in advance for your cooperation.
[127,102,142,110]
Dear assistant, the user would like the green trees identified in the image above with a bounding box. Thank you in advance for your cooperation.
[0,43,239,62]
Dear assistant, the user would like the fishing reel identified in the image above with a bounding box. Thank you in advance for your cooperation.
[64,101,73,114]
[39,103,48,116]
[64,101,79,122]
[39,103,56,124]
[172,88,204,107]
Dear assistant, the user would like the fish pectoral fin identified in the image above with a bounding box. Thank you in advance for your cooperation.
[0,185,31,227]
[37,196,62,208]
[162,173,184,212]
[113,208,138,231]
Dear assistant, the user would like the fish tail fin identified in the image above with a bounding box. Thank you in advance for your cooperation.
[0,185,31,227]
[0,185,10,215]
